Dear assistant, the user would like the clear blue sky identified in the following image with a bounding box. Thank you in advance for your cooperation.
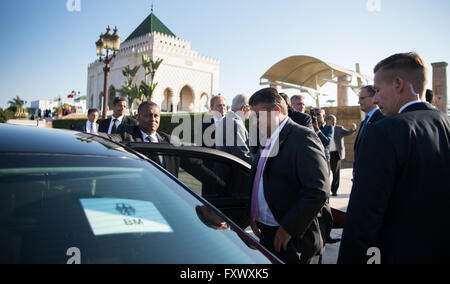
[1,0,449,109]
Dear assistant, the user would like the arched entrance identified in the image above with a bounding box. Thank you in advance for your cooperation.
[179,85,195,112]
[200,93,209,112]
[108,86,116,109]
[162,88,175,112]
[98,92,104,110]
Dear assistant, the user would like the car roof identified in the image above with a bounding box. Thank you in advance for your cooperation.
[0,123,139,159]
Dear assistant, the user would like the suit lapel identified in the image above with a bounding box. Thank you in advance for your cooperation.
[355,109,385,153]
[263,118,293,178]
[132,126,144,142]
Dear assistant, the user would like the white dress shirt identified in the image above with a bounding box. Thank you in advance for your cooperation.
[140,130,164,165]
[107,115,124,134]
[329,128,337,152]
[213,116,223,128]
[86,121,97,134]
[256,117,289,227]
[367,107,380,119]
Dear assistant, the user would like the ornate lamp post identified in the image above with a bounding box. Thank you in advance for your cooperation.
[96,26,121,119]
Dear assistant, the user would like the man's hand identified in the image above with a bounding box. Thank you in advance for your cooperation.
[274,226,292,252]
[351,123,357,131]
[250,219,261,239]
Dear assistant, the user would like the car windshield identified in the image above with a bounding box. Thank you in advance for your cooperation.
[0,154,273,264]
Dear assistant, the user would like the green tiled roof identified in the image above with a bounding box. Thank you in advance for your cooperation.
[125,13,176,42]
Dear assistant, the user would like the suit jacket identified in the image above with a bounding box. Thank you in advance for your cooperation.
[98,116,138,134]
[338,102,450,264]
[249,118,331,257]
[353,109,384,159]
[317,124,334,161]
[215,112,252,164]
[74,121,98,133]
[288,107,313,130]
[115,124,180,176]
[332,126,356,160]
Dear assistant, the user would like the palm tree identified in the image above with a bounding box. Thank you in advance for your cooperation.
[141,55,163,101]
[122,65,140,86]
[139,81,158,101]
[118,65,141,115]
[7,96,25,114]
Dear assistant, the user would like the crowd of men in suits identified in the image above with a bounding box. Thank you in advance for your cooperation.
[74,52,450,264]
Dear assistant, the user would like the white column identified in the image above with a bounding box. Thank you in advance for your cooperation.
[337,75,350,106]
[432,62,448,114]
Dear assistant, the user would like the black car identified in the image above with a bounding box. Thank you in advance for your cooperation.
[0,124,281,264]
[121,136,346,232]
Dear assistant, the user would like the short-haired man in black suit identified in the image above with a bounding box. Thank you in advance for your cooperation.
[248,87,330,264]
[98,97,137,134]
[338,53,450,264]
[116,101,179,176]
[74,108,99,134]
[353,85,384,167]
[202,95,227,148]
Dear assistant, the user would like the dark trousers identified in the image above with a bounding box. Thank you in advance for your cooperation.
[257,222,320,264]
[330,151,341,195]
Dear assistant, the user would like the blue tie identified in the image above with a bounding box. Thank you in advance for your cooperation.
[357,116,370,141]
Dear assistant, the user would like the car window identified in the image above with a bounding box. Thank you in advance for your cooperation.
[156,152,252,229]
[0,154,273,264]
[144,152,250,200]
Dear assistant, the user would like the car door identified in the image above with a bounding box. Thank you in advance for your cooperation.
[127,143,252,229]
[126,143,346,230]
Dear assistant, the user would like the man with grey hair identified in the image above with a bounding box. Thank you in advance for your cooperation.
[291,95,306,113]
[216,94,252,163]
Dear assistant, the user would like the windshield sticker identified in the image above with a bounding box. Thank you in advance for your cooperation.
[80,198,173,236]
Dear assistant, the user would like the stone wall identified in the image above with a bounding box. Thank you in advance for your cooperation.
[323,106,363,168]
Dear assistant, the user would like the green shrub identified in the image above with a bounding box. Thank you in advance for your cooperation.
[52,113,209,144]
[0,108,14,123]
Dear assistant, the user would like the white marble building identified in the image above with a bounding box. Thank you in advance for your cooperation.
[87,12,220,113]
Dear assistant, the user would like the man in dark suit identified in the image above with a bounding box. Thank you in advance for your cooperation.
[338,53,450,264]
[98,97,137,134]
[327,115,357,196]
[248,88,330,264]
[279,93,313,130]
[313,109,333,162]
[202,95,227,148]
[74,108,99,134]
[116,101,179,176]
[353,85,384,165]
